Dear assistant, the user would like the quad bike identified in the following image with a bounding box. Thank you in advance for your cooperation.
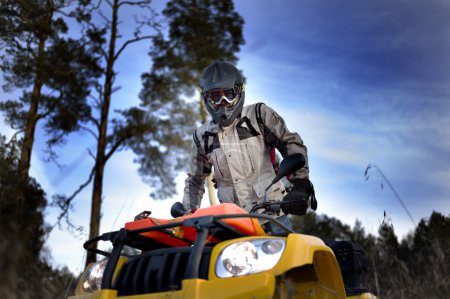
[68,154,377,299]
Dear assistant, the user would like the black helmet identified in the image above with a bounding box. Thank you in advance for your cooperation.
[198,61,245,127]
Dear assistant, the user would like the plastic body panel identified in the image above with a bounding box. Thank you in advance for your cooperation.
[70,234,352,299]
[124,204,266,247]
[70,204,377,299]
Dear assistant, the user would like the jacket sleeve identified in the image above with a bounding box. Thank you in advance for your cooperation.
[182,129,212,211]
[258,103,309,180]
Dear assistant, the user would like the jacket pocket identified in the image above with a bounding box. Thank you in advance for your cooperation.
[217,186,235,203]
[251,177,272,199]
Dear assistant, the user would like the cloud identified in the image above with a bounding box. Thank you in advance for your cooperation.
[33,0,450,274]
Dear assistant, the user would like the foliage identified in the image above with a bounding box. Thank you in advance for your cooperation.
[151,0,244,89]
[0,0,102,148]
[0,135,76,299]
[131,0,245,198]
[118,102,198,199]
[291,211,450,298]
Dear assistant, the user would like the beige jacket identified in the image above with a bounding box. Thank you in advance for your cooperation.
[183,103,309,212]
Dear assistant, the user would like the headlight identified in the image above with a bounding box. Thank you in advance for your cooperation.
[216,238,286,278]
[81,258,108,293]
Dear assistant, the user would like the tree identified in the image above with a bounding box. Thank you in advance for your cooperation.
[0,0,102,221]
[131,0,245,200]
[148,0,244,124]
[404,212,450,297]
[49,0,163,266]
[0,135,76,299]
[53,0,244,267]
[290,212,354,240]
[54,0,245,266]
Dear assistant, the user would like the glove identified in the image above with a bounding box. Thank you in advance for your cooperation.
[170,202,187,218]
[281,179,317,216]
[281,190,309,215]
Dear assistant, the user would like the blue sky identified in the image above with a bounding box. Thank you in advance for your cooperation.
[237,0,450,230]
[1,0,450,274]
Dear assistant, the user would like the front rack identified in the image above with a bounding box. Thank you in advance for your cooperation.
[83,213,293,290]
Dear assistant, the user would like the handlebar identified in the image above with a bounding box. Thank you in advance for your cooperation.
[250,200,283,215]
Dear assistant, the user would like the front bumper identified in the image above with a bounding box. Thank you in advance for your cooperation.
[70,234,353,299]
[70,273,275,299]
[69,273,376,299]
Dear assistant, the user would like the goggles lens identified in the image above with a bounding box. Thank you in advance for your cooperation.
[204,88,238,108]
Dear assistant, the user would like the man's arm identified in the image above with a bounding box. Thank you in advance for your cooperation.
[257,103,317,213]
[256,103,309,181]
[182,130,212,211]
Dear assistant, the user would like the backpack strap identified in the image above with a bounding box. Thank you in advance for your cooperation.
[255,102,265,137]
[255,102,280,174]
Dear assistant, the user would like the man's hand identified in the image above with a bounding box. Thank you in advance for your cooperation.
[170,202,187,218]
[281,191,309,215]
[281,179,317,215]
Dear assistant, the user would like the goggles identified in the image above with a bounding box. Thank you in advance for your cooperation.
[204,88,240,109]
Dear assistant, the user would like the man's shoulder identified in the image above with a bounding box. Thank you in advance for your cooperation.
[244,102,264,110]
[243,102,275,118]
[243,102,265,113]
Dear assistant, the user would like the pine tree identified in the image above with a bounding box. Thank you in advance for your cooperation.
[130,0,245,200]
[53,0,245,266]
[45,0,162,267]
[0,0,102,221]
[0,135,76,299]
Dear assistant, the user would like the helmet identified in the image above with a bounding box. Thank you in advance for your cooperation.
[198,61,245,127]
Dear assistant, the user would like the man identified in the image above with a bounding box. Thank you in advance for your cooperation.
[183,61,316,217]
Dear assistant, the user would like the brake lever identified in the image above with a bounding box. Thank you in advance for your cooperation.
[264,200,282,216]
[250,200,283,215]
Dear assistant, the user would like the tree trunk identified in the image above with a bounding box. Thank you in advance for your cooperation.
[17,73,42,220]
[16,9,51,222]
[85,0,119,267]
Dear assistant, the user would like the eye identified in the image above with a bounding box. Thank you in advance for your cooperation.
[223,89,235,99]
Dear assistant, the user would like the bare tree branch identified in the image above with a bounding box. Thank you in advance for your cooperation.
[99,46,109,61]
[88,114,101,131]
[88,148,96,160]
[105,137,127,162]
[105,0,114,9]
[118,0,151,8]
[36,111,50,121]
[75,0,104,18]
[92,0,104,10]
[92,83,104,109]
[52,165,96,228]
[88,93,100,107]
[80,125,99,139]
[5,130,25,146]
[43,143,64,171]
[114,35,152,61]
[98,8,112,24]
[55,8,72,18]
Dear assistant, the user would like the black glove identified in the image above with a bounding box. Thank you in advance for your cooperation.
[170,202,187,218]
[281,190,309,216]
[281,179,317,216]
